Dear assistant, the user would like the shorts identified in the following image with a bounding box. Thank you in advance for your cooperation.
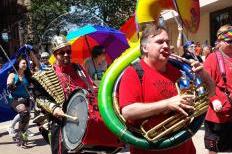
[11,97,30,112]
[204,120,232,152]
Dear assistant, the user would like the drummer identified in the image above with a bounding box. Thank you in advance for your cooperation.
[28,35,95,153]
[47,35,96,154]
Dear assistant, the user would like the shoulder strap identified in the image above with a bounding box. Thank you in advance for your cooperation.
[14,74,19,84]
[131,61,144,84]
[215,51,226,83]
[131,61,144,102]
[214,51,232,104]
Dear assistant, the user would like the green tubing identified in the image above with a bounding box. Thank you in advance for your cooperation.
[98,43,204,149]
[98,43,152,148]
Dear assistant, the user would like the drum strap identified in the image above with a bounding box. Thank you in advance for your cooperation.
[72,64,94,93]
[215,51,232,104]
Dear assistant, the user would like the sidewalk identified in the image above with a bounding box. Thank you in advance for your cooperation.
[0,120,50,154]
[1,120,232,154]
[192,126,232,154]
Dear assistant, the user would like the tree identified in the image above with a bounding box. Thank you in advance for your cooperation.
[21,0,135,44]
[27,0,70,43]
[82,0,136,28]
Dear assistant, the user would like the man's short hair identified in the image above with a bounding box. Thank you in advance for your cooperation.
[91,45,105,58]
[140,23,167,54]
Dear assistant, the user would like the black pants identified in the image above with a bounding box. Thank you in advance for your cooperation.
[50,119,69,154]
[204,120,232,152]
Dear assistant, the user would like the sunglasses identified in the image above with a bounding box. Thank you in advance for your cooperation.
[56,49,71,55]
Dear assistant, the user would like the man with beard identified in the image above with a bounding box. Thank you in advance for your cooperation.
[45,35,94,153]
[119,23,215,154]
[29,35,95,153]
[33,35,122,154]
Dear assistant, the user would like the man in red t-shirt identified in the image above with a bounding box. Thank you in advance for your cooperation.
[119,23,215,154]
[204,24,232,153]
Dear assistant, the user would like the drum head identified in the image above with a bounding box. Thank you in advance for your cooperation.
[62,91,88,151]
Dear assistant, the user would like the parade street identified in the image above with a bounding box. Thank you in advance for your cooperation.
[1,0,232,154]
[0,119,231,154]
[0,120,50,154]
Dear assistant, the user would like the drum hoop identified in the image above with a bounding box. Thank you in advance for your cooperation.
[62,91,89,151]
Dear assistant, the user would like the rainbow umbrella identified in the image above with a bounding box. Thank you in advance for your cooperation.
[66,25,129,64]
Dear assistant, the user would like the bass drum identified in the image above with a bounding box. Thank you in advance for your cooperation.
[62,89,124,153]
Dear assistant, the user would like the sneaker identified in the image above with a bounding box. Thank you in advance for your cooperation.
[26,130,35,137]
[21,132,28,141]
[7,127,16,137]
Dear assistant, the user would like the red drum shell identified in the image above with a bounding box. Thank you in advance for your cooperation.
[63,89,124,152]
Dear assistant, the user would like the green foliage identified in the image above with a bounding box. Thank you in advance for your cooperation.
[22,0,135,44]
[81,0,136,28]
[28,0,70,43]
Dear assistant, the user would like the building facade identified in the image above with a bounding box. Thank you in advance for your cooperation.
[0,0,30,58]
[164,0,232,54]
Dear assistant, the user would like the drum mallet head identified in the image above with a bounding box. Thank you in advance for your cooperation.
[63,114,78,121]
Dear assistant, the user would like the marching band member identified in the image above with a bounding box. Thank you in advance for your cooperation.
[31,35,122,154]
[119,23,215,154]
[31,35,95,154]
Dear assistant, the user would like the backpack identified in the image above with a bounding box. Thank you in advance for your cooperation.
[131,61,144,84]
[131,61,144,101]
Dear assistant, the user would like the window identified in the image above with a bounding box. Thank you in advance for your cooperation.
[210,7,232,46]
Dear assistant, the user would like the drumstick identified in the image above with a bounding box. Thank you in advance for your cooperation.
[63,114,78,121]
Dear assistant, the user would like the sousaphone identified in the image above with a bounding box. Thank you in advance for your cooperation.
[98,0,206,150]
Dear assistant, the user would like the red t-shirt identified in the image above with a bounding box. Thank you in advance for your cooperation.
[119,60,196,154]
[204,52,232,123]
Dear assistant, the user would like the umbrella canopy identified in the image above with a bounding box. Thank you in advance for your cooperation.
[66,25,129,64]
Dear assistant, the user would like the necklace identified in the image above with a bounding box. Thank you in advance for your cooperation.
[59,72,71,96]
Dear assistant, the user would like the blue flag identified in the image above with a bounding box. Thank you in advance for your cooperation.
[0,45,30,122]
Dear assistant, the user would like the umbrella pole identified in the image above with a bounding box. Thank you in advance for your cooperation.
[84,35,92,54]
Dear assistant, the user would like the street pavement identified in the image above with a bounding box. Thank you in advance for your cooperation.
[0,119,231,154]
